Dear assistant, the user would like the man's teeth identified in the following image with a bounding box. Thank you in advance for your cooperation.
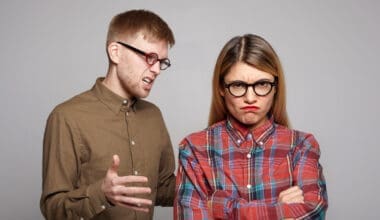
[143,78,152,84]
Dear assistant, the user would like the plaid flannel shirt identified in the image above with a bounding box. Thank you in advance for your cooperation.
[174,116,327,219]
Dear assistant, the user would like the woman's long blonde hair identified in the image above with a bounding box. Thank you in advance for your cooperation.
[208,34,290,127]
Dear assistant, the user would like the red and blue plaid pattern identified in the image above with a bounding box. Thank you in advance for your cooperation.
[174,116,328,219]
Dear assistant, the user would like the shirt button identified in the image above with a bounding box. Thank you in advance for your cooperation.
[80,218,84,220]
[246,153,251,159]
[247,184,252,189]
[247,134,252,139]
[123,100,128,105]
[134,170,139,175]
[101,205,106,209]
[131,140,135,145]
[258,141,264,146]
[237,139,242,144]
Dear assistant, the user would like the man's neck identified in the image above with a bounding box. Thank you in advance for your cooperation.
[102,66,132,100]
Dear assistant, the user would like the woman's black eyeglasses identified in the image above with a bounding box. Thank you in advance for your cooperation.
[224,79,277,97]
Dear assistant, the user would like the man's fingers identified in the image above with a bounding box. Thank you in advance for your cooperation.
[116,196,153,207]
[111,185,152,196]
[112,175,149,185]
[124,186,151,195]
[112,195,153,213]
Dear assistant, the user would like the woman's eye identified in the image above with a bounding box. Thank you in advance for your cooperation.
[257,82,270,87]
[232,82,246,88]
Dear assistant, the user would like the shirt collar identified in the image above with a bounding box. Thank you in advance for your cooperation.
[92,77,137,114]
[226,115,275,147]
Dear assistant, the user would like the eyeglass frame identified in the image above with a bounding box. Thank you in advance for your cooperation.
[116,41,171,70]
[223,78,278,97]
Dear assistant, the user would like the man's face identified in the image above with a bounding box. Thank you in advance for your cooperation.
[116,34,169,99]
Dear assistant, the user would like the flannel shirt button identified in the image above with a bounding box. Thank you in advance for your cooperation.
[247,184,252,189]
[131,140,135,145]
[122,100,128,105]
[258,141,264,146]
[134,170,139,175]
[101,205,106,209]
[237,139,242,144]
[246,154,251,159]
[247,133,252,139]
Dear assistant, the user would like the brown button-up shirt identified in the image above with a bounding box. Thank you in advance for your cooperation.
[41,78,175,220]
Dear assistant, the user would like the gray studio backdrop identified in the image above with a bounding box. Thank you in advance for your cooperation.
[1,0,379,219]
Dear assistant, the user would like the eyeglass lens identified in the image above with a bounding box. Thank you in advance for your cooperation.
[226,80,276,97]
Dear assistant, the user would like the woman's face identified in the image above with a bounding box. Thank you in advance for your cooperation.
[221,62,276,129]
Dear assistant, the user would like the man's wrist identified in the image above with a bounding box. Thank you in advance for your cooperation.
[87,179,114,213]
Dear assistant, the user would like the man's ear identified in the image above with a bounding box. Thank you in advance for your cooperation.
[107,42,121,64]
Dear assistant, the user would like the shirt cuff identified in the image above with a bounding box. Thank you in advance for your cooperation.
[208,190,233,219]
[86,179,113,215]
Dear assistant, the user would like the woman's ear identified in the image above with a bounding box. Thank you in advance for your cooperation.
[107,42,121,64]
[219,87,225,97]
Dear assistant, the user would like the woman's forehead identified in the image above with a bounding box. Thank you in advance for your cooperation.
[225,62,274,81]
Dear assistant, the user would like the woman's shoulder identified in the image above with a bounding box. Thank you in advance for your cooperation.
[180,121,226,148]
[275,124,320,153]
[275,124,315,139]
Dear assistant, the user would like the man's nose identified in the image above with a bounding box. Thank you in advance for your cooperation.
[150,61,161,76]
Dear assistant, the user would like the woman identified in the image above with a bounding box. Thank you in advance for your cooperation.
[174,34,328,219]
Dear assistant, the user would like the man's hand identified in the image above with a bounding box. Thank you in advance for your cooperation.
[101,155,153,212]
[278,186,304,204]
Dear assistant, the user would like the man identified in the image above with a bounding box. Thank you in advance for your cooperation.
[41,9,176,220]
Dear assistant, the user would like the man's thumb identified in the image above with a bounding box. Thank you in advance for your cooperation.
[109,154,120,174]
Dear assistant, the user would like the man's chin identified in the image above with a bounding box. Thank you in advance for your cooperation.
[137,91,150,99]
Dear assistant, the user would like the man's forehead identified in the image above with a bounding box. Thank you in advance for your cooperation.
[125,31,164,44]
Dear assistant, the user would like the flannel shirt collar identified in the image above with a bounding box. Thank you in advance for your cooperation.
[226,115,275,148]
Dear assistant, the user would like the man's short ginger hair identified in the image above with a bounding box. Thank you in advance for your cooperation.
[106,9,175,47]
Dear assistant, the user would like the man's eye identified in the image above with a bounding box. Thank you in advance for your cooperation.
[147,55,157,62]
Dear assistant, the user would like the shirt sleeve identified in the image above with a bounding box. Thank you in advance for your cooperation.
[155,120,176,206]
[209,134,328,220]
[40,110,111,220]
[174,139,212,220]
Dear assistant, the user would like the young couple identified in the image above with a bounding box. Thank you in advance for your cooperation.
[41,9,327,220]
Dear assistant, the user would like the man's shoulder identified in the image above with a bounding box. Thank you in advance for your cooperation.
[135,99,161,113]
[50,89,95,118]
